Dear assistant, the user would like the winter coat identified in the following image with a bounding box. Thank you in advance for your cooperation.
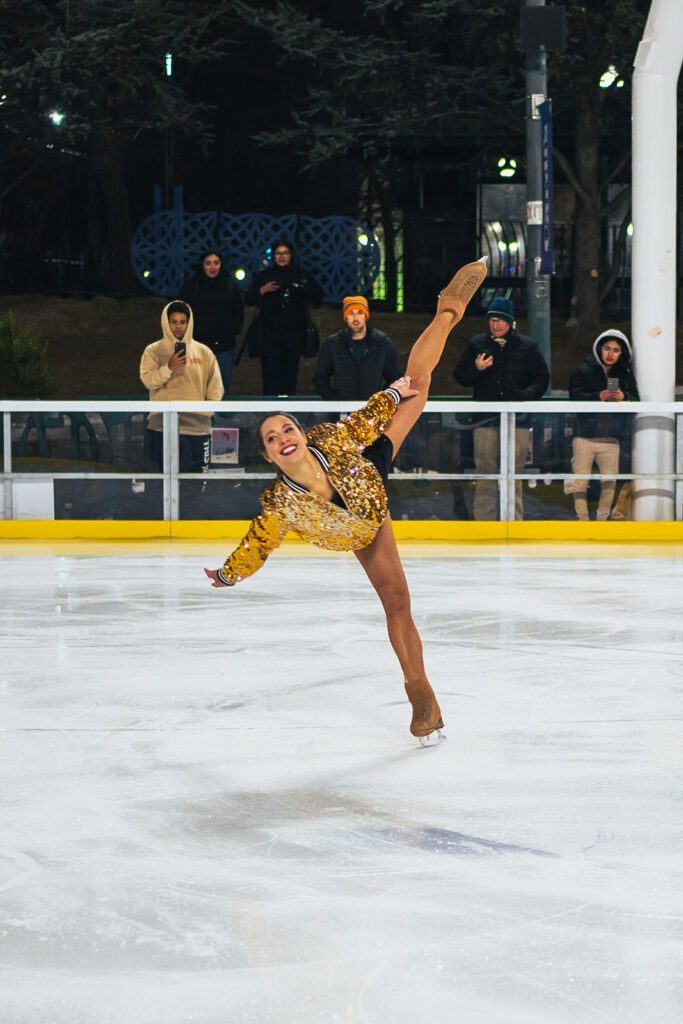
[245,261,323,353]
[178,272,244,353]
[314,326,403,400]
[569,329,639,441]
[453,328,549,426]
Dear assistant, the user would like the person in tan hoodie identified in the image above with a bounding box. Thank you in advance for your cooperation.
[140,301,224,472]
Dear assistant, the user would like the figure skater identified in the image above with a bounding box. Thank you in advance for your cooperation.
[204,258,488,744]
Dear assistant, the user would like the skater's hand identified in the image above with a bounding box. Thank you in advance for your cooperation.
[390,376,419,399]
[260,281,279,295]
[475,352,494,371]
[204,568,230,588]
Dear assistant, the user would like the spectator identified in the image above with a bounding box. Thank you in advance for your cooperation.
[568,329,639,521]
[140,301,224,474]
[314,295,402,400]
[453,296,549,520]
[178,251,244,395]
[244,239,322,396]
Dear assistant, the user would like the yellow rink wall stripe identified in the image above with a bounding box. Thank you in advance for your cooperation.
[1,519,683,542]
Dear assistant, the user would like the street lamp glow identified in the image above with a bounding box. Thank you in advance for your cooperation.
[508,241,520,254]
[599,66,619,88]
[48,110,65,125]
[165,52,173,77]
[627,223,633,237]
[357,232,369,246]
[498,157,517,179]
[142,269,151,278]
[497,240,508,252]
[234,268,246,281]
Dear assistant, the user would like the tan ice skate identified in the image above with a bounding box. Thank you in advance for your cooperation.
[436,255,488,320]
[405,680,446,747]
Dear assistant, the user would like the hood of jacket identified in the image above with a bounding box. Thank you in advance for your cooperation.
[591,329,632,374]
[159,301,195,350]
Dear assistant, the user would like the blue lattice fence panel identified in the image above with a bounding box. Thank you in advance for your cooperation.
[131,212,380,302]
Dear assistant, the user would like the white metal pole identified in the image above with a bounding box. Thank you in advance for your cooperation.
[631,0,683,519]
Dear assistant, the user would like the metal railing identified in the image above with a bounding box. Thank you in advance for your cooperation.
[1,399,681,522]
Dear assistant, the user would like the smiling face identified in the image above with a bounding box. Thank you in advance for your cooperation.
[259,415,307,471]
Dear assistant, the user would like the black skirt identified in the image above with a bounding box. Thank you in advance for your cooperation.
[361,433,394,485]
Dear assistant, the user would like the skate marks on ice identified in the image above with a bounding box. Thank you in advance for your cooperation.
[0,847,42,894]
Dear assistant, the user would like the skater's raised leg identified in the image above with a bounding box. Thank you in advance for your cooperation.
[354,515,443,740]
[384,257,487,457]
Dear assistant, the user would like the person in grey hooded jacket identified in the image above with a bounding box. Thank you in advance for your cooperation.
[568,329,639,520]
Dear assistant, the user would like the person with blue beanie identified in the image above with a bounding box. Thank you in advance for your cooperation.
[453,295,549,520]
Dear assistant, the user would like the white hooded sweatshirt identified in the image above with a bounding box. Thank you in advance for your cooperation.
[140,302,224,435]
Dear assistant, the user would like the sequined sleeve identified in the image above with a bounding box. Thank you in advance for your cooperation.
[218,496,288,585]
[340,389,400,449]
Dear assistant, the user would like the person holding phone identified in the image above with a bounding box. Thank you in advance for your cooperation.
[452,296,549,520]
[568,330,639,521]
[140,301,224,474]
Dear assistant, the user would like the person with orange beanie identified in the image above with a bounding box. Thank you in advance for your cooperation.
[314,294,402,400]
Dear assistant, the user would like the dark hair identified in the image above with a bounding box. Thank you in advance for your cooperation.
[168,300,190,318]
[257,411,307,455]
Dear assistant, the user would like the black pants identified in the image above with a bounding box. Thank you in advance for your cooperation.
[145,431,211,473]
[261,336,302,396]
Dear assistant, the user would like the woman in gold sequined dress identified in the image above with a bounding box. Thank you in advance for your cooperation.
[204,258,487,743]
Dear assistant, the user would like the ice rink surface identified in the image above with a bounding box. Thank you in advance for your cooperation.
[1,539,682,1024]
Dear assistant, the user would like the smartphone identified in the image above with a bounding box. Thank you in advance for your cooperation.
[174,342,186,357]
[607,377,619,391]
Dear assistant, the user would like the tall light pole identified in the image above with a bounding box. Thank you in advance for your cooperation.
[520,3,565,386]
[524,0,551,379]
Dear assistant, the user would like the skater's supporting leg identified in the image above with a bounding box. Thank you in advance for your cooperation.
[354,516,442,736]
[385,259,487,457]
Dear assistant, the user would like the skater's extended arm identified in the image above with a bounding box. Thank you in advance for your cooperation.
[207,497,288,587]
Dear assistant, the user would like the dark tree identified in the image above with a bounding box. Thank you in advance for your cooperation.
[235,0,648,325]
[0,0,236,292]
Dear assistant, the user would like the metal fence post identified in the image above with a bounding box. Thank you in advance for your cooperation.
[499,411,510,521]
[163,411,180,521]
[2,412,12,520]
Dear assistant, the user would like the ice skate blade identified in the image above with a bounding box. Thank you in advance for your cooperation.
[418,729,447,748]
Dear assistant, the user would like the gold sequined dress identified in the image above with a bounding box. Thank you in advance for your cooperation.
[217,388,400,585]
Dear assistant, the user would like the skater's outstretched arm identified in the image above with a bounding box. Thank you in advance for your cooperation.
[204,497,287,587]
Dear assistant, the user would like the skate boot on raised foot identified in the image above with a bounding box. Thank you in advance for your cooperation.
[405,680,446,748]
[436,256,488,320]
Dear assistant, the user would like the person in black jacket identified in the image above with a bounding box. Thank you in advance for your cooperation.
[453,296,549,520]
[314,295,403,400]
[568,329,639,520]
[244,239,323,396]
[179,251,245,394]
